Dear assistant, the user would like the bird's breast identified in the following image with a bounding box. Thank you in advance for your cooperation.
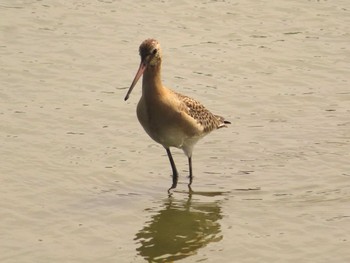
[136,92,203,148]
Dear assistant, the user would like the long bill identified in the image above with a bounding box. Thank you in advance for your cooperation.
[124,61,147,101]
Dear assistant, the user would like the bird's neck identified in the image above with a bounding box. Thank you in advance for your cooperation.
[142,63,164,98]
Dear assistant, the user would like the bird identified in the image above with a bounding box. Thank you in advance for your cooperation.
[124,38,230,191]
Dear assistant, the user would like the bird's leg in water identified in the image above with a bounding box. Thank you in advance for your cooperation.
[166,148,178,190]
[188,156,193,186]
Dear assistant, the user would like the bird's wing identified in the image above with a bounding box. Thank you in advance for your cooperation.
[173,91,225,133]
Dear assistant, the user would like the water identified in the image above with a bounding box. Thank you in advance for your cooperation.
[1,0,349,262]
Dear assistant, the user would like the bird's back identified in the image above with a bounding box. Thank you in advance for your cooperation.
[173,90,230,134]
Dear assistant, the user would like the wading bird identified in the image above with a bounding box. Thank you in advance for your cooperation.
[124,39,230,191]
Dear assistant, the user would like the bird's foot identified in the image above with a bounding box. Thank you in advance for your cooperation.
[167,182,177,194]
[188,184,194,194]
[188,175,193,186]
[167,173,178,193]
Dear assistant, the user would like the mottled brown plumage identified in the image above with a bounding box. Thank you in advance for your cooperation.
[174,90,229,133]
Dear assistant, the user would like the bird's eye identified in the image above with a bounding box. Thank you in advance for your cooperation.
[152,49,157,55]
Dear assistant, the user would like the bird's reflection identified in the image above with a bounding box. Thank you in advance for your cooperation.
[134,192,224,262]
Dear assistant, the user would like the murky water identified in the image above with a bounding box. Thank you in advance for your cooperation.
[1,0,349,262]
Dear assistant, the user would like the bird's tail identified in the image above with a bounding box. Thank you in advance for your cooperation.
[215,115,231,128]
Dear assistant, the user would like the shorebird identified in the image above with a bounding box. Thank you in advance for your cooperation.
[124,39,230,191]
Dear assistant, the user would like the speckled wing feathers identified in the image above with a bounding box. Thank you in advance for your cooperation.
[173,91,229,133]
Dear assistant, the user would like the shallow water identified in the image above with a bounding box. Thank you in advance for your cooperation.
[1,0,349,262]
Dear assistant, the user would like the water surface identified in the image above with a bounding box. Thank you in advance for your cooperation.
[1,0,349,262]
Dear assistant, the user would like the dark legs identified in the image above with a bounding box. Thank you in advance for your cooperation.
[166,148,178,190]
[166,148,194,192]
[188,156,193,186]
[188,156,193,192]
